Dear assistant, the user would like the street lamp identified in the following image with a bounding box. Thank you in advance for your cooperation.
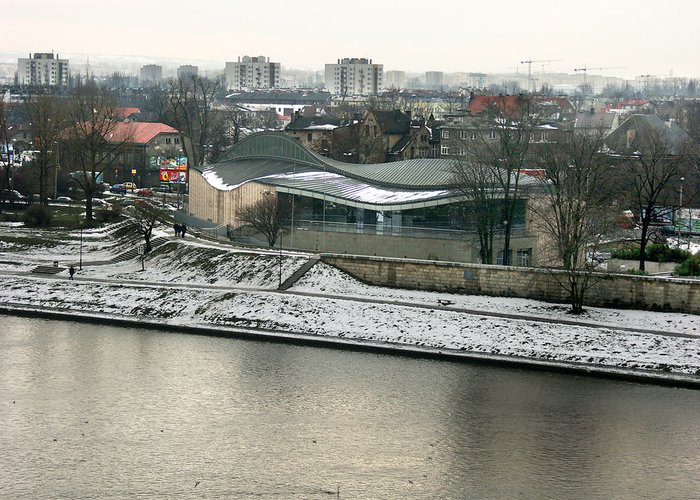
[54,142,60,199]
[678,177,684,245]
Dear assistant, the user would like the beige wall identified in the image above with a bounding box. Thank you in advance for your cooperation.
[321,254,700,314]
[288,227,539,264]
[189,171,272,227]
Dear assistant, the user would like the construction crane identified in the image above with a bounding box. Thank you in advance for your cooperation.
[521,59,561,92]
[573,66,623,87]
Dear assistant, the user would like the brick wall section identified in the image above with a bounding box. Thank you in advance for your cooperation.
[321,254,700,314]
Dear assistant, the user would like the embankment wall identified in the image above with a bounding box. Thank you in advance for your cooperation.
[321,254,700,314]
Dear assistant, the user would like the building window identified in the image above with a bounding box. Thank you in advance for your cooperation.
[174,137,180,144]
[440,145,450,156]
[441,129,450,139]
[459,130,468,139]
[488,130,497,140]
[457,147,466,156]
[165,137,172,144]
[307,133,312,142]
[471,132,477,140]
[516,248,532,267]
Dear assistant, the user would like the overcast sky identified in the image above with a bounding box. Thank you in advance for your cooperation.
[4,0,699,79]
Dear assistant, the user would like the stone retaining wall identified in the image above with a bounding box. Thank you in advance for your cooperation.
[321,254,700,314]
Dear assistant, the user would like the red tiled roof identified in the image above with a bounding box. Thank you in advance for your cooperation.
[468,95,523,116]
[115,107,141,119]
[105,122,179,144]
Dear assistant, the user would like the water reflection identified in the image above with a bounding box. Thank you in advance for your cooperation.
[1,316,699,499]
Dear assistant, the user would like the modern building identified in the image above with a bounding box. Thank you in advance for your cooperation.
[177,65,199,80]
[225,56,281,91]
[186,132,542,264]
[324,58,383,96]
[17,53,69,86]
[384,70,406,90]
[140,64,163,86]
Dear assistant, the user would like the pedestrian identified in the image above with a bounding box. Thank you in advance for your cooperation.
[173,223,180,237]
[69,265,75,280]
[181,224,187,238]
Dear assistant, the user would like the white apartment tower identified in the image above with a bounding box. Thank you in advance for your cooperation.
[140,64,163,86]
[325,58,383,95]
[425,71,445,90]
[225,56,281,90]
[177,65,199,80]
[384,70,406,90]
[17,52,70,86]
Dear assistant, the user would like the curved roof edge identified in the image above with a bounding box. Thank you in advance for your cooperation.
[214,131,459,190]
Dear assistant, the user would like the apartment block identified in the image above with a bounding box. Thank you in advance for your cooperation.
[324,58,383,96]
[140,64,163,86]
[225,56,281,91]
[17,52,69,86]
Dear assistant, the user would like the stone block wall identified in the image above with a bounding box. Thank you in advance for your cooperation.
[321,254,700,314]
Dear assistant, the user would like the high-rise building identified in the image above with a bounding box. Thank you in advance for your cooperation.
[17,52,69,86]
[177,65,199,80]
[384,70,406,90]
[324,58,383,96]
[425,71,444,90]
[140,64,163,86]
[224,56,281,91]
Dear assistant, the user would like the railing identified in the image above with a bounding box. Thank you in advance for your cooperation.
[295,220,527,240]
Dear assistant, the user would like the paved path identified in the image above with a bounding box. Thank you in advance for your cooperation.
[1,268,696,341]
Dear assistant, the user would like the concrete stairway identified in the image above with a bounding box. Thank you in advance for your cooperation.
[279,257,320,290]
[112,236,170,263]
[31,265,66,275]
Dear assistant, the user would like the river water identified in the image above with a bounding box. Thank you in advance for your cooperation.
[1,316,699,499]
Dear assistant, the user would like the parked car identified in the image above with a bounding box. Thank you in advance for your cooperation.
[110,184,127,195]
[55,196,73,204]
[123,182,138,191]
[137,188,153,197]
[93,198,113,209]
[2,189,27,202]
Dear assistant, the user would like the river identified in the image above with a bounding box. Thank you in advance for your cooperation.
[1,316,699,499]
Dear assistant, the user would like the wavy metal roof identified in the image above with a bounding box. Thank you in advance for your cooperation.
[195,131,531,211]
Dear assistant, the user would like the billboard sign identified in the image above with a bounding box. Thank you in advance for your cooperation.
[158,156,188,183]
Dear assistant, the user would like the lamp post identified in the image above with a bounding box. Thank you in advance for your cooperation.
[54,142,60,199]
[678,177,684,245]
[79,226,83,270]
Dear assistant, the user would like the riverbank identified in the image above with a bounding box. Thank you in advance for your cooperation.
[0,222,699,387]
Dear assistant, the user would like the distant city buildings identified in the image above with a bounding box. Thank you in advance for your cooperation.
[140,64,163,86]
[17,52,69,86]
[177,65,199,80]
[225,56,281,91]
[425,71,445,90]
[384,70,406,90]
[324,58,383,96]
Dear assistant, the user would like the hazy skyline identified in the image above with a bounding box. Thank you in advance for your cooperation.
[4,0,699,80]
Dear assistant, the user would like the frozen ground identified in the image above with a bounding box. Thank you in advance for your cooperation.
[0,221,698,377]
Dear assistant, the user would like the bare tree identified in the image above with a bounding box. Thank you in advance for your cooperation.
[461,96,535,264]
[129,201,166,254]
[610,122,692,271]
[530,130,613,313]
[451,161,500,263]
[63,83,131,224]
[237,194,290,247]
[168,75,221,168]
[23,92,66,204]
[0,100,11,210]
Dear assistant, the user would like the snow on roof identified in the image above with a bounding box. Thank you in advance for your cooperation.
[305,124,339,131]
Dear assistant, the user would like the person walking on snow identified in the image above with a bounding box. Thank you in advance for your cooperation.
[69,265,75,280]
